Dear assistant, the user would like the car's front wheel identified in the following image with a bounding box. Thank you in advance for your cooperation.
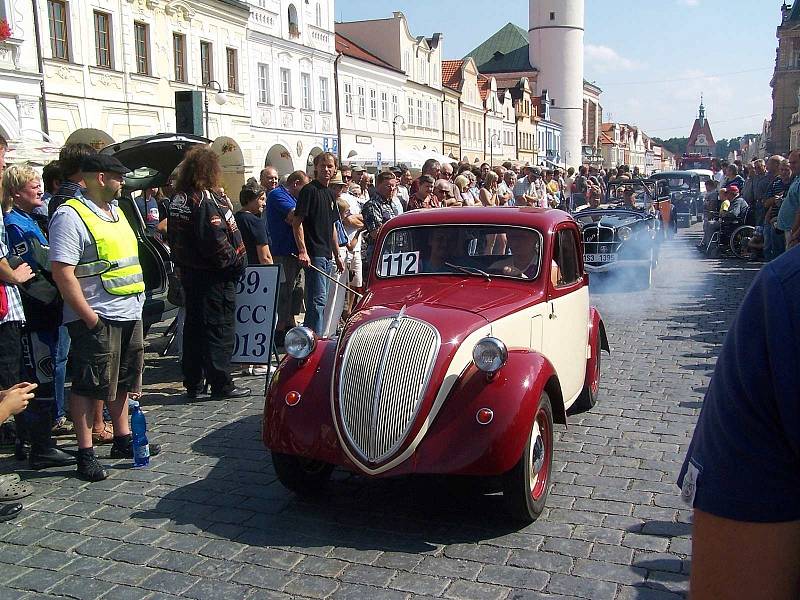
[502,392,554,523]
[272,452,334,496]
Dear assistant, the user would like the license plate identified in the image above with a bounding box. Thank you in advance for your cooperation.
[585,253,616,263]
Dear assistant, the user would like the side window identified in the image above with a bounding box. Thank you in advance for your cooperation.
[554,229,581,286]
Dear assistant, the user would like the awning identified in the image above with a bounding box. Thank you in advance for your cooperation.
[5,138,61,167]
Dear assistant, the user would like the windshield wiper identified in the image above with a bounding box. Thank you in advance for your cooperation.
[445,262,491,282]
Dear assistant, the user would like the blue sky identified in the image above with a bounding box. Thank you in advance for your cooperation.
[337,0,779,140]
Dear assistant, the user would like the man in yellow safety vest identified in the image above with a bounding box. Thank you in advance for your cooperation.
[50,154,160,482]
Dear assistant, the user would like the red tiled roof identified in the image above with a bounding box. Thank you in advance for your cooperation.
[599,132,614,145]
[335,32,399,72]
[442,60,463,90]
[477,74,490,101]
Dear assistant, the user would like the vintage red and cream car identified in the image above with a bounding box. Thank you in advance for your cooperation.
[263,207,609,522]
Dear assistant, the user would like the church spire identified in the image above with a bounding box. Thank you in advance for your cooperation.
[698,94,705,127]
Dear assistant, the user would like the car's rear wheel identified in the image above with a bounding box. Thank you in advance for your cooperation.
[502,393,554,523]
[272,452,334,496]
[574,336,600,413]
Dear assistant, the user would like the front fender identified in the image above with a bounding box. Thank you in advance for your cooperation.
[262,340,348,466]
[584,307,609,400]
[406,350,557,477]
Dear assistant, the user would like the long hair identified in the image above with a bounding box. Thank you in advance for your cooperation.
[174,146,222,193]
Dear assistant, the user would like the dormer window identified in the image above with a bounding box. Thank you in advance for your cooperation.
[288,4,299,37]
[550,11,555,20]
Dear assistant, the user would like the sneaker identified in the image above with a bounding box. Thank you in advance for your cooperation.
[109,439,161,460]
[249,366,271,376]
[52,417,74,436]
[77,454,108,482]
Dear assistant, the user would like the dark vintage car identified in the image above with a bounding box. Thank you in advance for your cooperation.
[263,207,610,522]
[576,180,661,288]
[650,171,703,228]
[100,133,210,332]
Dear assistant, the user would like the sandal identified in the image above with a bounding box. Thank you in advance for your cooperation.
[92,422,114,445]
[0,478,32,501]
[0,503,22,522]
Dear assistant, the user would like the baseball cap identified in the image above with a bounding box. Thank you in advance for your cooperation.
[727,184,740,194]
[80,154,130,175]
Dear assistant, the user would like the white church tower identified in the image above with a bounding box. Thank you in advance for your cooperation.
[529,0,584,168]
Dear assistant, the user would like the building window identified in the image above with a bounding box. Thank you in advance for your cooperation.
[47,0,69,61]
[357,85,365,117]
[134,21,149,75]
[425,101,432,128]
[344,82,352,115]
[280,67,291,106]
[380,92,388,121]
[407,97,414,125]
[416,99,423,127]
[173,33,186,82]
[319,76,329,112]
[257,63,271,104]
[226,47,238,92]
[301,72,312,109]
[287,3,299,37]
[550,11,555,20]
[391,94,398,118]
[369,89,377,119]
[200,41,212,85]
[315,2,321,27]
[93,11,112,68]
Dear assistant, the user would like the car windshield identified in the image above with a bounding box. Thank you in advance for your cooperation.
[605,187,652,210]
[378,225,542,281]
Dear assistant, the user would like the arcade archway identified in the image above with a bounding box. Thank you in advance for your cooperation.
[211,136,245,203]
[265,144,294,176]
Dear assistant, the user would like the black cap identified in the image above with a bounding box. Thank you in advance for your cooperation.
[80,154,130,175]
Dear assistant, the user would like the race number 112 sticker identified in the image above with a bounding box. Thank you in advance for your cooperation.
[380,251,420,277]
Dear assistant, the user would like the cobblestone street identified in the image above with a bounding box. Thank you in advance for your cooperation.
[0,223,762,600]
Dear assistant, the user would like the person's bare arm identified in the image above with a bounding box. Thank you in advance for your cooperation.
[0,258,33,285]
[256,244,273,265]
[0,382,37,422]
[691,509,800,600]
[291,216,309,266]
[51,262,99,327]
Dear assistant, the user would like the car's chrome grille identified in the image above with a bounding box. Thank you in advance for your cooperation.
[582,225,620,257]
[339,315,440,463]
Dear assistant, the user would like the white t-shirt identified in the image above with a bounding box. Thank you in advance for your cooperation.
[339,192,363,253]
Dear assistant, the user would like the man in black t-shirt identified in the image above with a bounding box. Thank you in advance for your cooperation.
[292,152,345,336]
[235,183,273,266]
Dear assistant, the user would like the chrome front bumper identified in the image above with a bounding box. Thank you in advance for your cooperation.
[585,258,651,273]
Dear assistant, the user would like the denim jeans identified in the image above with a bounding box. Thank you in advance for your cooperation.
[53,325,70,421]
[303,256,332,336]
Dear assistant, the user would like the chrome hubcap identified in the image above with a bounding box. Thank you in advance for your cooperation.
[529,421,544,489]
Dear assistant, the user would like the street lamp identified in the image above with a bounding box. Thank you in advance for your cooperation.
[392,115,405,167]
[490,132,499,168]
[204,80,227,138]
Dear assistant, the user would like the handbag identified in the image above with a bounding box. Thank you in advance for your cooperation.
[335,219,348,247]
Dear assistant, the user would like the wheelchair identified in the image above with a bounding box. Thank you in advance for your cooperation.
[703,207,756,259]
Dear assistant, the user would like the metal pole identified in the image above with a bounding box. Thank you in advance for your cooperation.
[393,120,397,167]
[204,88,209,138]
[291,254,364,300]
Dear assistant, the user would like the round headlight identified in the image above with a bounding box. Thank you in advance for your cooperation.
[285,326,316,360]
[618,226,632,241]
[472,337,508,374]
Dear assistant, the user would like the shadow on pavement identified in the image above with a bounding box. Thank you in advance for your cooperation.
[133,414,525,554]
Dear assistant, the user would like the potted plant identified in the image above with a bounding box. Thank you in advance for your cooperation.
[0,19,12,42]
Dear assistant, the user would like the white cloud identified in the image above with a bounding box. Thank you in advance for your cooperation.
[678,0,699,6]
[585,44,643,73]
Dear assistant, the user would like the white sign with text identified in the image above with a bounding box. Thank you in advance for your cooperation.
[232,265,280,364]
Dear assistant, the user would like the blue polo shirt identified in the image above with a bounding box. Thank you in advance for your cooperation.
[678,247,800,522]
[266,185,297,256]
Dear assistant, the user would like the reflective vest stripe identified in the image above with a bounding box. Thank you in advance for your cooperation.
[63,198,145,296]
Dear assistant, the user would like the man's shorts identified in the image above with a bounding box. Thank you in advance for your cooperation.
[66,318,144,403]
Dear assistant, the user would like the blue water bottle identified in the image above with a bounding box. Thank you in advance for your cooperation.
[130,401,150,468]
